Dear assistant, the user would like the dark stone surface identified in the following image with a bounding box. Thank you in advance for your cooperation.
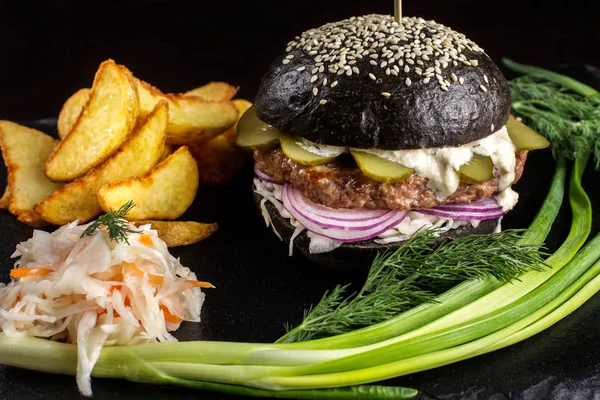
[255,16,510,150]
[0,0,600,394]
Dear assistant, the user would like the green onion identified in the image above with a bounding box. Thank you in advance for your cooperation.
[502,58,598,97]
[0,335,416,400]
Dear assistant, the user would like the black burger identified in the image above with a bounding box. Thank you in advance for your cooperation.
[236,14,548,269]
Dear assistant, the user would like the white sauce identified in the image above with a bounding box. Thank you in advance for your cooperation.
[295,126,519,212]
[470,127,516,192]
[495,187,519,211]
[296,137,346,157]
[363,145,472,199]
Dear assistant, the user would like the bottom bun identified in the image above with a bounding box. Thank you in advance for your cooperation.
[253,191,500,271]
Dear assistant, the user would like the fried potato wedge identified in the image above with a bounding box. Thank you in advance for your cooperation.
[0,186,10,209]
[184,81,238,102]
[0,121,63,225]
[57,88,90,139]
[231,99,253,129]
[190,137,247,185]
[17,211,48,228]
[136,79,238,145]
[131,220,218,247]
[45,60,139,182]
[35,101,168,225]
[191,98,253,184]
[56,81,239,143]
[98,146,199,220]
[158,144,174,163]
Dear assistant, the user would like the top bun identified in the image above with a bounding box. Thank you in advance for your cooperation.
[255,15,510,150]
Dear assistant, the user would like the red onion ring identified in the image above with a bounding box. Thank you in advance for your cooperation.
[282,184,407,242]
[418,209,505,220]
[288,184,392,222]
[254,164,283,184]
[289,188,399,230]
[434,197,503,212]
[418,197,506,220]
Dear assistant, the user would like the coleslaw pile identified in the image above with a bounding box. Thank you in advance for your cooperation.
[0,219,210,396]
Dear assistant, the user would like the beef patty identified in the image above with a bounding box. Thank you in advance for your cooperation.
[254,147,528,210]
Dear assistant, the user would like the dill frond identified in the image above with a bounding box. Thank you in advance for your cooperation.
[80,200,139,244]
[280,229,547,343]
[508,76,600,168]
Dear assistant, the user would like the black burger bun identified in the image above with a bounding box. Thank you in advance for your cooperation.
[253,191,500,271]
[255,14,510,151]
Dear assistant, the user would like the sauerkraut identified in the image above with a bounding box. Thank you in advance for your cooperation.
[0,219,210,396]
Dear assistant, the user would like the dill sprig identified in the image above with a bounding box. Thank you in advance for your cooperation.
[506,68,600,169]
[279,229,547,343]
[80,200,139,244]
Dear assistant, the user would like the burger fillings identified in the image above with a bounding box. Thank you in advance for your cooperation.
[237,14,549,257]
[288,125,518,208]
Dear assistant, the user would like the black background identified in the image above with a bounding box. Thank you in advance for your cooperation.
[0,0,599,120]
[2,1,600,400]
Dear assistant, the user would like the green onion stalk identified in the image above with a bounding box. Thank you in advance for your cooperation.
[0,335,416,400]
[502,58,598,97]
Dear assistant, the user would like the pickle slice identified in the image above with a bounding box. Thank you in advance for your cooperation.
[280,135,337,166]
[351,150,414,183]
[236,105,281,149]
[506,118,550,151]
[458,155,494,184]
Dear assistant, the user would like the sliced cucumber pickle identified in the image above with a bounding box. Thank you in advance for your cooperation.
[236,105,281,149]
[280,135,338,166]
[506,117,550,151]
[351,151,414,183]
[458,155,494,184]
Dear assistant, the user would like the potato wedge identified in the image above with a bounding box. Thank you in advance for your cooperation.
[35,101,168,225]
[131,220,218,247]
[45,60,139,181]
[184,82,238,102]
[0,121,63,225]
[158,144,174,163]
[17,211,48,228]
[0,186,10,209]
[98,146,199,220]
[57,77,239,147]
[190,136,248,185]
[57,88,90,139]
[190,98,253,185]
[136,79,238,145]
[231,99,254,132]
